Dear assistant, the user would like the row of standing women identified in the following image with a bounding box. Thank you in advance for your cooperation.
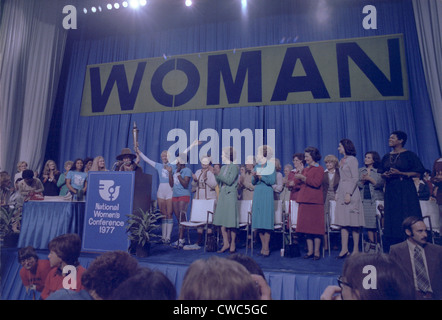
[137,130,428,258]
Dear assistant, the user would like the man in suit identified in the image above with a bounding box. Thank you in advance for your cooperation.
[389,216,442,300]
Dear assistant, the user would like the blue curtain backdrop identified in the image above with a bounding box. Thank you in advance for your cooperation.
[47,0,440,201]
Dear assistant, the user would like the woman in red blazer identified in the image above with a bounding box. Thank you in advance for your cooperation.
[295,147,325,260]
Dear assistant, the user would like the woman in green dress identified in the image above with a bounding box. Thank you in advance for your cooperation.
[214,147,239,253]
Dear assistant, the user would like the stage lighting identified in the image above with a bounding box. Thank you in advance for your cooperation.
[130,0,139,9]
[122,1,129,8]
[140,0,147,6]
[114,3,120,9]
[83,8,88,14]
[91,6,97,13]
[242,0,247,9]
[185,0,192,7]
[98,6,102,12]
[107,3,113,10]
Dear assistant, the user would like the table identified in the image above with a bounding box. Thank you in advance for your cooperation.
[17,201,85,249]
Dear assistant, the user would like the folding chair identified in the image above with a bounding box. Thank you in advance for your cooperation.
[420,200,440,244]
[375,200,384,252]
[179,199,216,251]
[286,200,298,240]
[273,200,284,252]
[238,200,253,255]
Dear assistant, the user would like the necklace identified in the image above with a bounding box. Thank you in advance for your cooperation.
[389,153,401,167]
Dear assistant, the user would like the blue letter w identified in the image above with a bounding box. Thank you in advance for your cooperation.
[90,62,146,113]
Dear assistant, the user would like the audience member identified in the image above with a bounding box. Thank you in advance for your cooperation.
[320,253,415,300]
[252,145,276,257]
[431,156,442,234]
[47,250,139,300]
[110,268,177,300]
[57,160,73,196]
[14,161,28,189]
[17,169,44,206]
[168,153,192,248]
[295,146,324,260]
[18,246,52,295]
[227,253,266,278]
[389,216,442,300]
[41,233,86,300]
[378,131,425,251]
[66,158,88,201]
[0,171,14,205]
[335,139,364,258]
[90,156,108,172]
[213,147,239,253]
[40,160,61,196]
[358,151,384,252]
[179,256,270,300]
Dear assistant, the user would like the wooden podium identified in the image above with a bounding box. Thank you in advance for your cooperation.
[133,169,152,214]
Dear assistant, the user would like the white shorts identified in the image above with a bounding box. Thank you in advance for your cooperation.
[157,182,173,200]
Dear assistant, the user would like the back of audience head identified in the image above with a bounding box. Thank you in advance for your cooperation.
[81,250,139,300]
[227,253,265,278]
[340,253,415,300]
[48,233,82,266]
[179,256,260,300]
[110,268,176,300]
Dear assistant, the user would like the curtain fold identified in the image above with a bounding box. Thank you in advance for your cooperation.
[412,0,442,151]
[0,0,67,175]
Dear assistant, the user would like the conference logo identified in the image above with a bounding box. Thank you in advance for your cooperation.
[98,180,121,201]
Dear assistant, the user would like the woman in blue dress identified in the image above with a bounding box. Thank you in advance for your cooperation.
[252,145,276,257]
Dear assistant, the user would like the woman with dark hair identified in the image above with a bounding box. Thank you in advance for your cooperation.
[294,147,325,260]
[287,153,305,202]
[378,131,425,251]
[321,253,415,300]
[18,246,51,295]
[66,158,88,201]
[358,151,384,251]
[335,139,365,258]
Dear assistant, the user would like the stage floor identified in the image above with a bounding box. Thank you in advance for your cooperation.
[1,232,345,300]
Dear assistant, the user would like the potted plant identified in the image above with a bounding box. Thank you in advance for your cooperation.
[126,208,164,257]
[0,205,22,247]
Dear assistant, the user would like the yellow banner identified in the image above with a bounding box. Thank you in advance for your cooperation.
[81,34,408,116]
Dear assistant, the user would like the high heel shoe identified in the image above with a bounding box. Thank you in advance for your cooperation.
[303,253,314,259]
[336,251,350,259]
[217,246,229,253]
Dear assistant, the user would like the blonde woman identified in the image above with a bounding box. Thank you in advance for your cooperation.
[14,161,28,189]
[40,160,61,196]
[90,156,108,172]
[57,161,74,196]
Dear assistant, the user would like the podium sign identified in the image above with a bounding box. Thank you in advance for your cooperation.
[82,172,134,252]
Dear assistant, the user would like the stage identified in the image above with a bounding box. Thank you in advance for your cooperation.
[1,231,344,300]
